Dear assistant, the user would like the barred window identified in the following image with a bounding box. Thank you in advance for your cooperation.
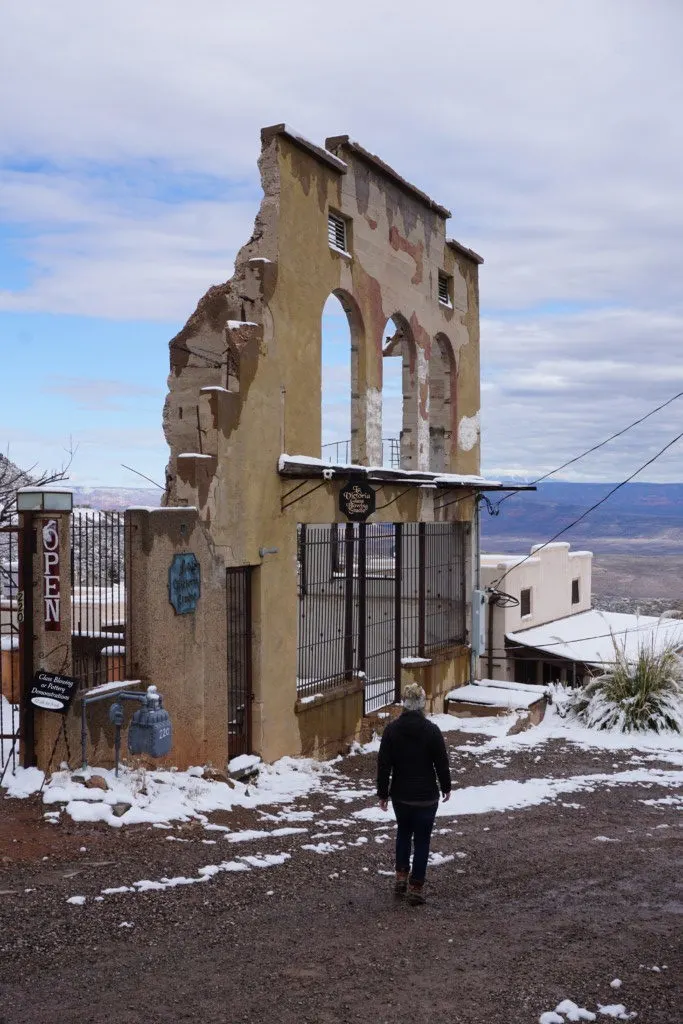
[328,211,348,253]
[438,272,452,306]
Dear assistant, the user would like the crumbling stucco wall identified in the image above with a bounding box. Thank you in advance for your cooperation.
[158,125,483,764]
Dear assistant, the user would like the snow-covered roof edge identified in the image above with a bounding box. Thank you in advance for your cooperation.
[261,124,347,174]
[278,454,531,491]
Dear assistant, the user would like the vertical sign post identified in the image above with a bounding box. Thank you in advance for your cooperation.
[42,519,61,631]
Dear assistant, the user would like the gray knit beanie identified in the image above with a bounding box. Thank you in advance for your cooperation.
[402,682,426,712]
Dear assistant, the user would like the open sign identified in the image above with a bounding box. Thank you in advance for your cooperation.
[42,518,61,631]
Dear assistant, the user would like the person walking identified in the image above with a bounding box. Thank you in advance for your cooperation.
[376,683,452,905]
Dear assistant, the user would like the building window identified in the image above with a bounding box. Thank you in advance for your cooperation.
[438,272,452,307]
[328,211,349,254]
[520,587,532,618]
[571,578,580,605]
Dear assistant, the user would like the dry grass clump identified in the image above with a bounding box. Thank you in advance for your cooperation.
[570,639,683,733]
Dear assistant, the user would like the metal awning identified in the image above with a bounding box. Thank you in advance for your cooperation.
[277,454,535,492]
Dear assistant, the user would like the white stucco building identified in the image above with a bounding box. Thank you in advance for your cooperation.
[480,541,683,686]
[480,542,593,684]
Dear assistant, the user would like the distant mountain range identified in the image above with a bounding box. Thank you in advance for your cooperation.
[74,486,162,511]
[73,480,683,556]
[481,481,683,556]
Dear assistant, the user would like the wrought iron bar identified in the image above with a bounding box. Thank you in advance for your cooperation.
[394,522,402,703]
[343,523,355,680]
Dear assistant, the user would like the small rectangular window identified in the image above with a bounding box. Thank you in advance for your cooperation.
[438,272,452,306]
[571,578,580,605]
[520,587,532,618]
[328,211,348,253]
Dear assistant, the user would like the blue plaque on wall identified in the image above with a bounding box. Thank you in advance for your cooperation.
[169,553,201,615]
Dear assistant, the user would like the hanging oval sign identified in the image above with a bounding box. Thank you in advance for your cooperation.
[339,479,376,522]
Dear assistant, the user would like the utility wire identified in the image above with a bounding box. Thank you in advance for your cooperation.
[490,429,683,590]
[121,464,165,490]
[495,389,683,510]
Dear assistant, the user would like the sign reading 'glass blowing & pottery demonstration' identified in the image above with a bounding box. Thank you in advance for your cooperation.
[339,479,376,522]
[30,671,78,713]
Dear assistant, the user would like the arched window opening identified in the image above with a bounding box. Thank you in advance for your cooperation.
[321,292,355,464]
[430,333,456,472]
[381,315,418,469]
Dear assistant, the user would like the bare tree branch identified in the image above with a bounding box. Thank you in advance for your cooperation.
[0,441,76,529]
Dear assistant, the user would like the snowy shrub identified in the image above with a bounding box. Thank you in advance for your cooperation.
[569,639,683,734]
[546,682,573,718]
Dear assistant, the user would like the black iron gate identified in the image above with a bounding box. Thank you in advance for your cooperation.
[226,567,253,760]
[71,510,126,688]
[0,522,23,782]
[297,522,468,715]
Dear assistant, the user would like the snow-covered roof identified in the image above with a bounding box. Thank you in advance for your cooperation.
[446,681,545,709]
[506,609,683,667]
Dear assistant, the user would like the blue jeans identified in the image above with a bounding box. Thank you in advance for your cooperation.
[392,800,438,883]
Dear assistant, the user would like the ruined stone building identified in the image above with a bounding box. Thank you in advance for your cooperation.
[126,124,508,767]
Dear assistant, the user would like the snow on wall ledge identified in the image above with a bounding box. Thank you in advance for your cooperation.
[458,411,480,452]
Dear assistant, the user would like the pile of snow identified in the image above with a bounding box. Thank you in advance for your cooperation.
[2,756,341,828]
[539,995,637,1022]
[446,681,545,710]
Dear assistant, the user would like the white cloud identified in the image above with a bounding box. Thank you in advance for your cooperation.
[47,376,157,411]
[0,170,257,318]
[1,0,682,481]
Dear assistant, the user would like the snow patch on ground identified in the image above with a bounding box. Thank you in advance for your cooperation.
[451,700,683,763]
[2,756,343,829]
[354,768,683,823]
[539,996,638,1022]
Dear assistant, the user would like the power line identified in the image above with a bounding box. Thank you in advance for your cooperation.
[494,388,683,510]
[490,428,683,590]
[121,463,165,490]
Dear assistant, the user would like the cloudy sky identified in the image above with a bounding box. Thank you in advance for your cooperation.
[1,0,681,488]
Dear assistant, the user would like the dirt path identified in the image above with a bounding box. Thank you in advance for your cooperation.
[0,732,680,1024]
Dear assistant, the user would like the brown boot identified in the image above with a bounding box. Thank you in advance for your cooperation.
[394,870,409,897]
[407,879,426,905]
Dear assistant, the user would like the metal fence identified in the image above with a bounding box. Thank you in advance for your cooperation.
[322,438,401,468]
[0,521,21,781]
[297,522,468,713]
[71,510,127,687]
[226,567,253,759]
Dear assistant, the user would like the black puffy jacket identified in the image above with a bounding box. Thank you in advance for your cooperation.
[376,710,451,803]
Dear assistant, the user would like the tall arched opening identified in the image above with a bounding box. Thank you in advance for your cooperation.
[321,291,362,463]
[381,314,418,469]
[430,333,457,472]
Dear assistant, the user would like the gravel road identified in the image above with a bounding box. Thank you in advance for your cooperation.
[0,731,680,1024]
